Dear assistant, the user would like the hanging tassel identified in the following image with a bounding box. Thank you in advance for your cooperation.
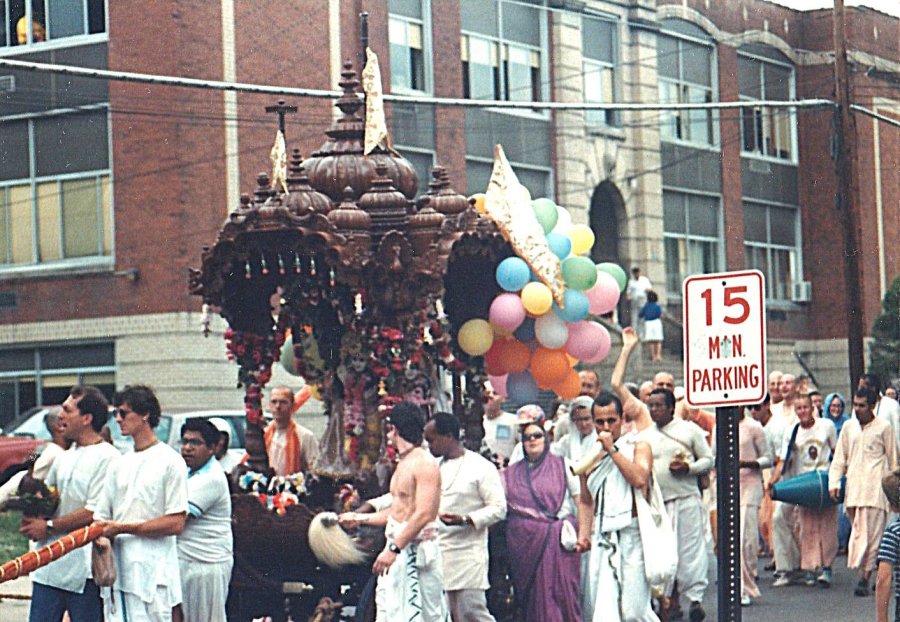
[245,260,252,280]
[294,252,301,274]
[260,255,269,275]
[278,254,286,275]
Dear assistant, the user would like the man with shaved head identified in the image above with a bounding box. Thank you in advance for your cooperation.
[769,371,783,406]
[579,369,601,399]
[768,373,802,587]
[654,372,675,392]
[638,381,654,404]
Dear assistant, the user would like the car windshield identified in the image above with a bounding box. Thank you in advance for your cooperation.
[6,408,54,441]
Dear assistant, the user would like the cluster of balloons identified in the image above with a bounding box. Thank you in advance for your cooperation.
[456,198,629,403]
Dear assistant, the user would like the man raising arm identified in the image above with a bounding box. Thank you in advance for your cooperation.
[610,327,653,433]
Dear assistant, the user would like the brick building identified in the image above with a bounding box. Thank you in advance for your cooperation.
[0,0,896,422]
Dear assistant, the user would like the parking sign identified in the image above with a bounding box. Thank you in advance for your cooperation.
[683,270,767,407]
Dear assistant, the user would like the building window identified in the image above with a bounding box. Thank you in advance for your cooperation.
[2,0,106,47]
[738,52,795,161]
[0,341,115,425]
[389,0,430,93]
[743,201,800,301]
[460,0,545,104]
[582,14,618,127]
[657,26,716,146]
[466,157,550,200]
[0,108,112,268]
[663,191,721,295]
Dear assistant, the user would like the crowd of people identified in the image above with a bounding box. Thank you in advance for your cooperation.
[12,351,900,622]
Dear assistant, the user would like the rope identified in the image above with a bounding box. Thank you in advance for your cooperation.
[0,593,32,600]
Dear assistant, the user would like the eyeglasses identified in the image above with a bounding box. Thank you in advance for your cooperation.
[523,431,544,441]
[180,438,205,447]
[593,417,618,427]
[115,407,133,419]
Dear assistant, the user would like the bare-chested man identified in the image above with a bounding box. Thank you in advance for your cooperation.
[339,402,448,621]
[610,327,654,434]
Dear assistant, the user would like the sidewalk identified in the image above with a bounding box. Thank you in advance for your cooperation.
[0,575,31,621]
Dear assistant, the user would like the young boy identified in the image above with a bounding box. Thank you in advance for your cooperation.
[875,468,900,622]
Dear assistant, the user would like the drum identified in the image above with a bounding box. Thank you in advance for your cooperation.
[771,470,846,511]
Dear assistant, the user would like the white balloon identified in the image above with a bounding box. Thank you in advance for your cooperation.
[552,204,573,235]
[534,313,569,349]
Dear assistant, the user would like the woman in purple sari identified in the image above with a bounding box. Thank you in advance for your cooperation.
[502,422,583,622]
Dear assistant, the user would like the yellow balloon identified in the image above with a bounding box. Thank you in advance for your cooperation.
[458,319,494,356]
[308,384,321,401]
[521,282,553,316]
[569,224,596,256]
[471,193,487,213]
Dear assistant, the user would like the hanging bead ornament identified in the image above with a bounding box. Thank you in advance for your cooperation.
[294,252,301,273]
[278,254,286,275]
[329,268,336,288]
[245,260,252,280]
[310,257,317,277]
[260,255,269,275]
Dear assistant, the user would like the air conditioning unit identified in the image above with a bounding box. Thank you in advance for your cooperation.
[791,281,812,303]
[0,75,15,93]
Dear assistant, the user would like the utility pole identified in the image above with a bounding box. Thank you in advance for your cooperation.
[832,0,865,389]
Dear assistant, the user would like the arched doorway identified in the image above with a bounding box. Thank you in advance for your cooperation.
[589,181,627,322]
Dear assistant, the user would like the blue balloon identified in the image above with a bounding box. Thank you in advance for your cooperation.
[546,232,572,259]
[514,317,536,342]
[496,257,531,292]
[554,290,590,323]
[507,371,539,404]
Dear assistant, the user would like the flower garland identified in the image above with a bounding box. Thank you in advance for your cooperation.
[224,326,286,425]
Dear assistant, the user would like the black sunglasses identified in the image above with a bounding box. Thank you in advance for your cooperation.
[523,431,544,441]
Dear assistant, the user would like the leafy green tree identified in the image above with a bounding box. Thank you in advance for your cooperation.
[869,275,900,387]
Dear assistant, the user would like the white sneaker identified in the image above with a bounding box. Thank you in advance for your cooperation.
[741,595,751,606]
[773,574,791,587]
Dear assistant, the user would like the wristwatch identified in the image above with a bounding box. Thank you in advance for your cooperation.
[609,445,620,454]
[387,541,401,554]
[46,519,54,534]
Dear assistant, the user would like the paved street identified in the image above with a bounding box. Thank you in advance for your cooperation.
[699,553,880,621]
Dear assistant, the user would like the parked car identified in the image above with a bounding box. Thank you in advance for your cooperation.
[0,406,58,480]
[157,410,247,468]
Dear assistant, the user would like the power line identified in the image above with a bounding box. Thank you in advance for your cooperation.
[0,57,834,113]
[850,104,900,128]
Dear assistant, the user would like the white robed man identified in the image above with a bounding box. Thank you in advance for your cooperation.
[737,403,771,605]
[641,388,714,622]
[340,401,449,621]
[576,391,658,622]
[767,373,802,584]
[21,386,119,622]
[96,385,188,622]
[553,396,599,461]
[177,418,232,622]
[829,387,898,597]
[423,412,506,622]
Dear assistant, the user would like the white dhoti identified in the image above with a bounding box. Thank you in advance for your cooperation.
[178,557,232,622]
[772,501,800,572]
[739,502,761,598]
[585,519,659,622]
[664,495,709,603]
[103,586,174,622]
[375,518,449,622]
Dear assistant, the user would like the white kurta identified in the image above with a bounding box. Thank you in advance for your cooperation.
[96,442,188,614]
[482,411,518,460]
[32,441,120,593]
[553,430,599,463]
[437,451,506,591]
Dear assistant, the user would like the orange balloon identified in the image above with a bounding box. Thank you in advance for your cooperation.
[554,368,581,399]
[499,339,531,374]
[566,353,579,367]
[530,347,569,387]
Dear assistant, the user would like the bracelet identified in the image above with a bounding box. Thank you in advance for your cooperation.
[387,541,401,554]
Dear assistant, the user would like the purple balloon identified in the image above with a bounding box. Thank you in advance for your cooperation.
[489,293,526,331]
[585,271,621,315]
[507,371,539,404]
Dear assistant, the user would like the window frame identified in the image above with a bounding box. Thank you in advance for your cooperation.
[0,0,108,51]
[388,0,433,95]
[581,12,619,128]
[465,154,553,200]
[661,188,724,298]
[460,0,549,120]
[0,104,114,276]
[742,198,804,304]
[657,27,719,149]
[737,50,798,164]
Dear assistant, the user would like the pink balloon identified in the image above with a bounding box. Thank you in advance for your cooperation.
[488,374,508,397]
[489,293,526,331]
[586,272,621,315]
[565,321,611,362]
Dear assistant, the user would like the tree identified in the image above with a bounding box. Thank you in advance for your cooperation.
[869,275,900,387]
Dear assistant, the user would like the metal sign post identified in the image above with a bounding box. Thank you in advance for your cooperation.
[683,270,767,622]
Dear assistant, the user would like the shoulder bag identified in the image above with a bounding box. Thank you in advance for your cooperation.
[634,476,677,598]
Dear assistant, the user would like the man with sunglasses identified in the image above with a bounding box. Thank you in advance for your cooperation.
[176,419,232,622]
[22,386,119,622]
[576,391,657,622]
[96,385,188,622]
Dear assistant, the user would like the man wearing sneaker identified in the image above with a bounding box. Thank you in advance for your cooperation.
[829,387,898,597]
[768,395,837,589]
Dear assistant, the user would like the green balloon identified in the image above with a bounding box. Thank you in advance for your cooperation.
[280,337,298,376]
[596,262,627,292]
[562,256,598,291]
[531,198,558,234]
